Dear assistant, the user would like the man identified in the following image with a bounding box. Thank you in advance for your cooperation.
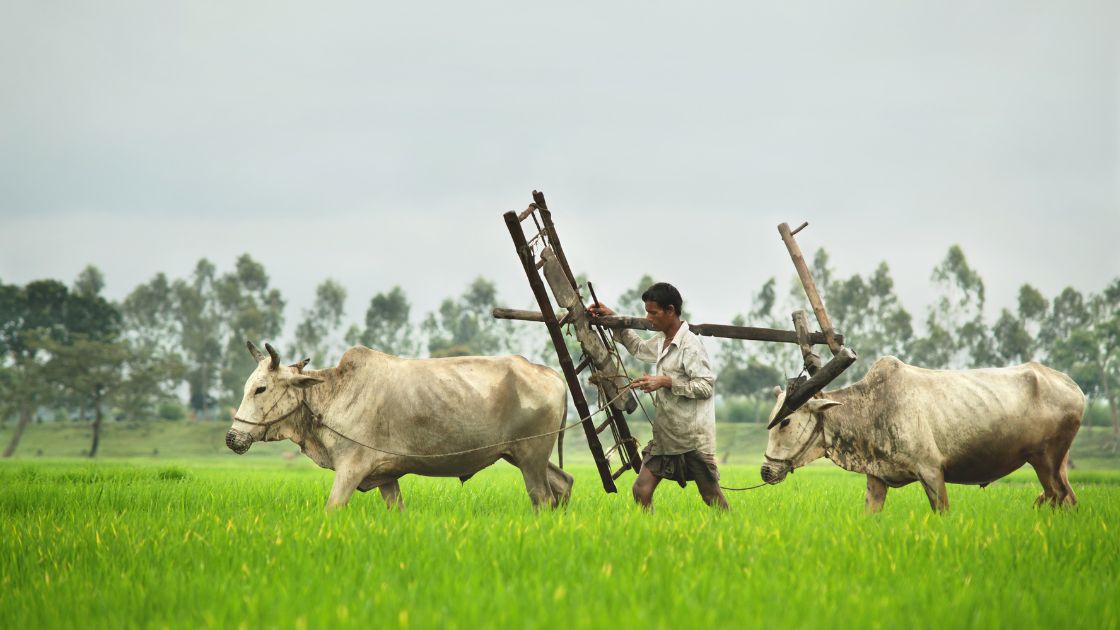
[589,282,729,511]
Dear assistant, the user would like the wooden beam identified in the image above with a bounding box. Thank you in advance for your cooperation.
[778,222,843,356]
[492,308,844,346]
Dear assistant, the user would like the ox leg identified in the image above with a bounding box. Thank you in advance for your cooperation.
[1029,454,1062,508]
[917,468,949,513]
[546,463,574,506]
[326,468,364,511]
[865,475,888,514]
[378,480,404,512]
[520,466,556,510]
[1057,452,1077,507]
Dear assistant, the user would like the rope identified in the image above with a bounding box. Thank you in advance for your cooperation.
[719,481,770,492]
[297,383,636,455]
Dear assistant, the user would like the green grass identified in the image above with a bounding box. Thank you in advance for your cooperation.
[1,459,1118,629]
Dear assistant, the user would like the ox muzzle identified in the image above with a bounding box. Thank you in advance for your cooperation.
[225,429,253,455]
[760,457,792,485]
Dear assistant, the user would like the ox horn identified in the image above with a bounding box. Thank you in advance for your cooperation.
[264,342,280,371]
[247,341,265,363]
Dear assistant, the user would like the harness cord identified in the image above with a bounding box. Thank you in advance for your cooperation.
[720,481,770,491]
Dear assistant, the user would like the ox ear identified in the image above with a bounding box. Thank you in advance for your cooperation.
[289,358,311,372]
[772,386,783,399]
[288,373,324,389]
[806,398,842,413]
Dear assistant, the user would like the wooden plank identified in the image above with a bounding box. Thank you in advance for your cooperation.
[492,308,845,346]
[503,211,617,493]
[778,222,842,356]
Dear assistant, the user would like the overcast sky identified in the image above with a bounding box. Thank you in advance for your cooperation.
[1,1,1117,348]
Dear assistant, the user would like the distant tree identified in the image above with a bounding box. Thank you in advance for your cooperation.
[992,309,1032,365]
[1018,284,1049,350]
[910,245,993,368]
[347,286,418,356]
[172,260,223,417]
[214,254,285,411]
[992,284,1050,365]
[825,261,913,383]
[749,277,800,382]
[423,277,512,357]
[0,280,61,456]
[294,279,348,366]
[35,334,126,457]
[73,265,106,299]
[119,273,186,421]
[1,276,121,457]
[1048,282,1120,436]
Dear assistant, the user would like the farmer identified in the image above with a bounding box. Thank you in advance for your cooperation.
[589,282,729,511]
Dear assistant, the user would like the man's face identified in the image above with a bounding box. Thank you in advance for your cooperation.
[644,300,676,333]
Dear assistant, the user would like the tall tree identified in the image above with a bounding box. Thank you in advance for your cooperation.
[0,280,61,456]
[423,277,512,358]
[73,265,106,299]
[910,245,992,368]
[119,273,186,421]
[35,334,126,457]
[347,286,418,356]
[1048,282,1120,436]
[992,309,1032,365]
[214,255,285,412]
[294,279,348,366]
[826,261,913,382]
[1,276,121,457]
[172,260,223,418]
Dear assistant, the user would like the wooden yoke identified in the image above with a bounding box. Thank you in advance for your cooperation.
[779,222,842,357]
[770,222,858,425]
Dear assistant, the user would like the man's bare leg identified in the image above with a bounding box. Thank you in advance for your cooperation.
[695,474,730,511]
[632,466,662,510]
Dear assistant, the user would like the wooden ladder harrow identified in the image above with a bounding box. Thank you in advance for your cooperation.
[496,191,857,492]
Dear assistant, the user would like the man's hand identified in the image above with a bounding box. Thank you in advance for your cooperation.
[587,302,615,317]
[631,374,672,393]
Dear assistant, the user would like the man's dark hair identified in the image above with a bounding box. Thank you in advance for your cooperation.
[641,282,683,317]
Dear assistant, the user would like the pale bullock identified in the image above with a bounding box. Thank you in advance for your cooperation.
[226,342,573,510]
[761,356,1084,512]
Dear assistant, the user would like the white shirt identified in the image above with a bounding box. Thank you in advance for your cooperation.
[616,322,717,455]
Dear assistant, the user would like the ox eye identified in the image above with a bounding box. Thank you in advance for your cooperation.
[254,386,266,395]
[779,419,790,429]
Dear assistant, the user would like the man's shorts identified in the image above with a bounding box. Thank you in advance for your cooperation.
[640,443,721,488]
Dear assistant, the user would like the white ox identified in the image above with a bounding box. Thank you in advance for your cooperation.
[761,356,1084,512]
[226,342,573,510]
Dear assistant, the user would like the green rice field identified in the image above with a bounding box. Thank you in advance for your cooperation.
[1,457,1118,629]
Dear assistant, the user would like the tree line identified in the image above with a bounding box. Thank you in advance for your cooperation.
[1,245,1117,457]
